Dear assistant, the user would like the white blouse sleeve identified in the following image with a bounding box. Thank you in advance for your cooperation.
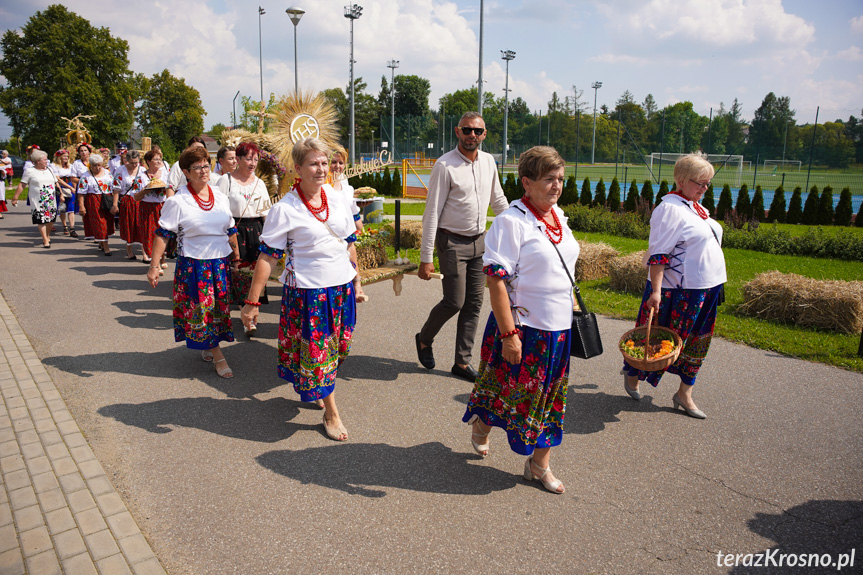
[157,195,183,233]
[482,212,525,277]
[648,203,686,257]
[258,201,293,251]
[255,179,271,217]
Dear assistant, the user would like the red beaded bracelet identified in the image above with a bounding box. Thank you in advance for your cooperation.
[243,300,261,307]
[500,328,521,340]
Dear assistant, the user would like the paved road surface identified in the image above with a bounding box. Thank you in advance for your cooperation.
[0,208,861,574]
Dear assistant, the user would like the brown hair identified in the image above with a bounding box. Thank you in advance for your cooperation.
[178,146,209,171]
[144,149,162,164]
[291,137,331,168]
[518,146,565,182]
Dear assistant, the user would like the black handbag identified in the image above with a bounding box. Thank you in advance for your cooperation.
[550,240,604,359]
[100,193,114,212]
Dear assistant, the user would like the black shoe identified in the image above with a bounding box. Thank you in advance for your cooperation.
[451,364,479,382]
[415,333,435,370]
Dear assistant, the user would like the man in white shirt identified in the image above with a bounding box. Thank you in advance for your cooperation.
[109,142,127,176]
[167,136,207,191]
[416,112,508,381]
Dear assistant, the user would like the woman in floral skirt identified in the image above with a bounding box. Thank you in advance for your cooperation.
[241,137,358,441]
[146,146,241,379]
[11,150,59,247]
[462,146,579,494]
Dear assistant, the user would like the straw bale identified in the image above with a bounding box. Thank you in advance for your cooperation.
[398,221,424,250]
[356,242,388,270]
[575,240,620,281]
[739,271,863,334]
[609,250,647,294]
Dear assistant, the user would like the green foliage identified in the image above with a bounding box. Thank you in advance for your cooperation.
[786,187,803,224]
[856,200,863,228]
[559,174,578,205]
[716,184,733,221]
[656,180,669,204]
[137,69,205,155]
[381,166,392,196]
[722,224,863,261]
[766,185,786,223]
[624,179,638,212]
[607,177,621,211]
[702,184,715,215]
[392,167,401,196]
[561,204,649,240]
[593,177,607,208]
[579,177,592,206]
[503,173,520,203]
[735,183,752,219]
[801,186,819,225]
[817,185,834,226]
[0,5,139,149]
[640,180,654,207]
[751,185,765,222]
[834,187,853,227]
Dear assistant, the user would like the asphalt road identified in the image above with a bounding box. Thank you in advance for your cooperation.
[1,208,861,575]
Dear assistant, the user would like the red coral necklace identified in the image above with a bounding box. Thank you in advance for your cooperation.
[522,196,563,244]
[188,184,214,211]
[295,183,329,222]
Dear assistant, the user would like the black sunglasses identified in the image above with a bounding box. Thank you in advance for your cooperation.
[458,126,485,135]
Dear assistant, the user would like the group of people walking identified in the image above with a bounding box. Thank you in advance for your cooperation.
[6,113,727,495]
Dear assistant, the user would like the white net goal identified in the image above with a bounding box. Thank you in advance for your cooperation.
[763,159,802,172]
[649,153,743,186]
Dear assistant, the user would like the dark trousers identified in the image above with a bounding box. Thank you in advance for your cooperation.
[419,230,485,366]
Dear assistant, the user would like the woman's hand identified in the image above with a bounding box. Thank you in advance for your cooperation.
[241,304,259,331]
[502,334,522,365]
[110,204,119,215]
[147,266,160,288]
[79,207,86,216]
[645,289,661,314]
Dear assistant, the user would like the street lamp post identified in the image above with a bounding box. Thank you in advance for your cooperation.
[285,7,304,95]
[258,7,266,106]
[344,4,363,165]
[232,90,240,128]
[501,50,515,168]
[591,81,602,165]
[387,59,399,158]
[477,0,484,114]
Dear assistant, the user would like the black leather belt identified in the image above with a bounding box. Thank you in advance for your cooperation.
[439,228,482,242]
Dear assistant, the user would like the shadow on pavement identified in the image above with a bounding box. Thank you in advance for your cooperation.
[98,395,319,442]
[257,441,519,497]
[337,354,423,382]
[729,499,863,573]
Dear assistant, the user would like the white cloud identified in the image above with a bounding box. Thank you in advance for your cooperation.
[836,46,863,61]
[852,15,863,33]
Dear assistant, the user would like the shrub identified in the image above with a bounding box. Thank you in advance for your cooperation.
[593,177,607,208]
[624,179,638,212]
[702,184,715,215]
[580,177,592,206]
[560,174,577,205]
[503,173,519,203]
[607,177,621,211]
[716,184,733,221]
[786,186,803,224]
[656,180,669,204]
[561,203,649,240]
[751,185,765,222]
[766,185,786,223]
[818,185,834,226]
[801,185,819,225]
[856,200,863,228]
[392,167,401,196]
[640,180,654,208]
[721,224,863,261]
[834,187,853,226]
[735,183,751,220]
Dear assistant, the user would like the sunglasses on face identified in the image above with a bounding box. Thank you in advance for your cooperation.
[458,127,485,136]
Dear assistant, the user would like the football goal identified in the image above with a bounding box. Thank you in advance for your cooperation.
[764,159,802,172]
[649,153,743,186]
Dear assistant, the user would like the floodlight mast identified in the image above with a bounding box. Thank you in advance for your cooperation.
[387,59,399,158]
[344,4,363,165]
[501,50,515,167]
[286,7,305,95]
[591,81,602,164]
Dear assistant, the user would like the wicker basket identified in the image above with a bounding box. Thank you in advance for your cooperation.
[618,309,683,372]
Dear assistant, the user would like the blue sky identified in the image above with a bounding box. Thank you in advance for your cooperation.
[0,0,861,142]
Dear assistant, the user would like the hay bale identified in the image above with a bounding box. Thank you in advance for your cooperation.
[398,221,423,250]
[609,250,647,294]
[575,240,620,281]
[355,241,387,270]
[739,271,863,334]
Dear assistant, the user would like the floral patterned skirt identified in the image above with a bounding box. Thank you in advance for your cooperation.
[118,195,140,243]
[82,194,114,240]
[622,281,723,386]
[31,194,58,225]
[462,314,570,456]
[277,282,356,402]
[172,255,235,350]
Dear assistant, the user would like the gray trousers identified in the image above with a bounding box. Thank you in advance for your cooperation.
[419,230,485,366]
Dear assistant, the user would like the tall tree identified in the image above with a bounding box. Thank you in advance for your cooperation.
[834,187,853,227]
[786,187,804,224]
[642,94,658,121]
[0,5,140,148]
[137,69,204,154]
[766,185,786,223]
[748,92,795,159]
[393,75,431,117]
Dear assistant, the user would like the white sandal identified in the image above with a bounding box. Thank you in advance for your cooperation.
[214,358,233,379]
[524,457,565,494]
[201,349,214,362]
[467,414,490,457]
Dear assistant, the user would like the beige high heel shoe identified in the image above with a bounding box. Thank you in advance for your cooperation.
[523,457,565,494]
[467,414,490,457]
